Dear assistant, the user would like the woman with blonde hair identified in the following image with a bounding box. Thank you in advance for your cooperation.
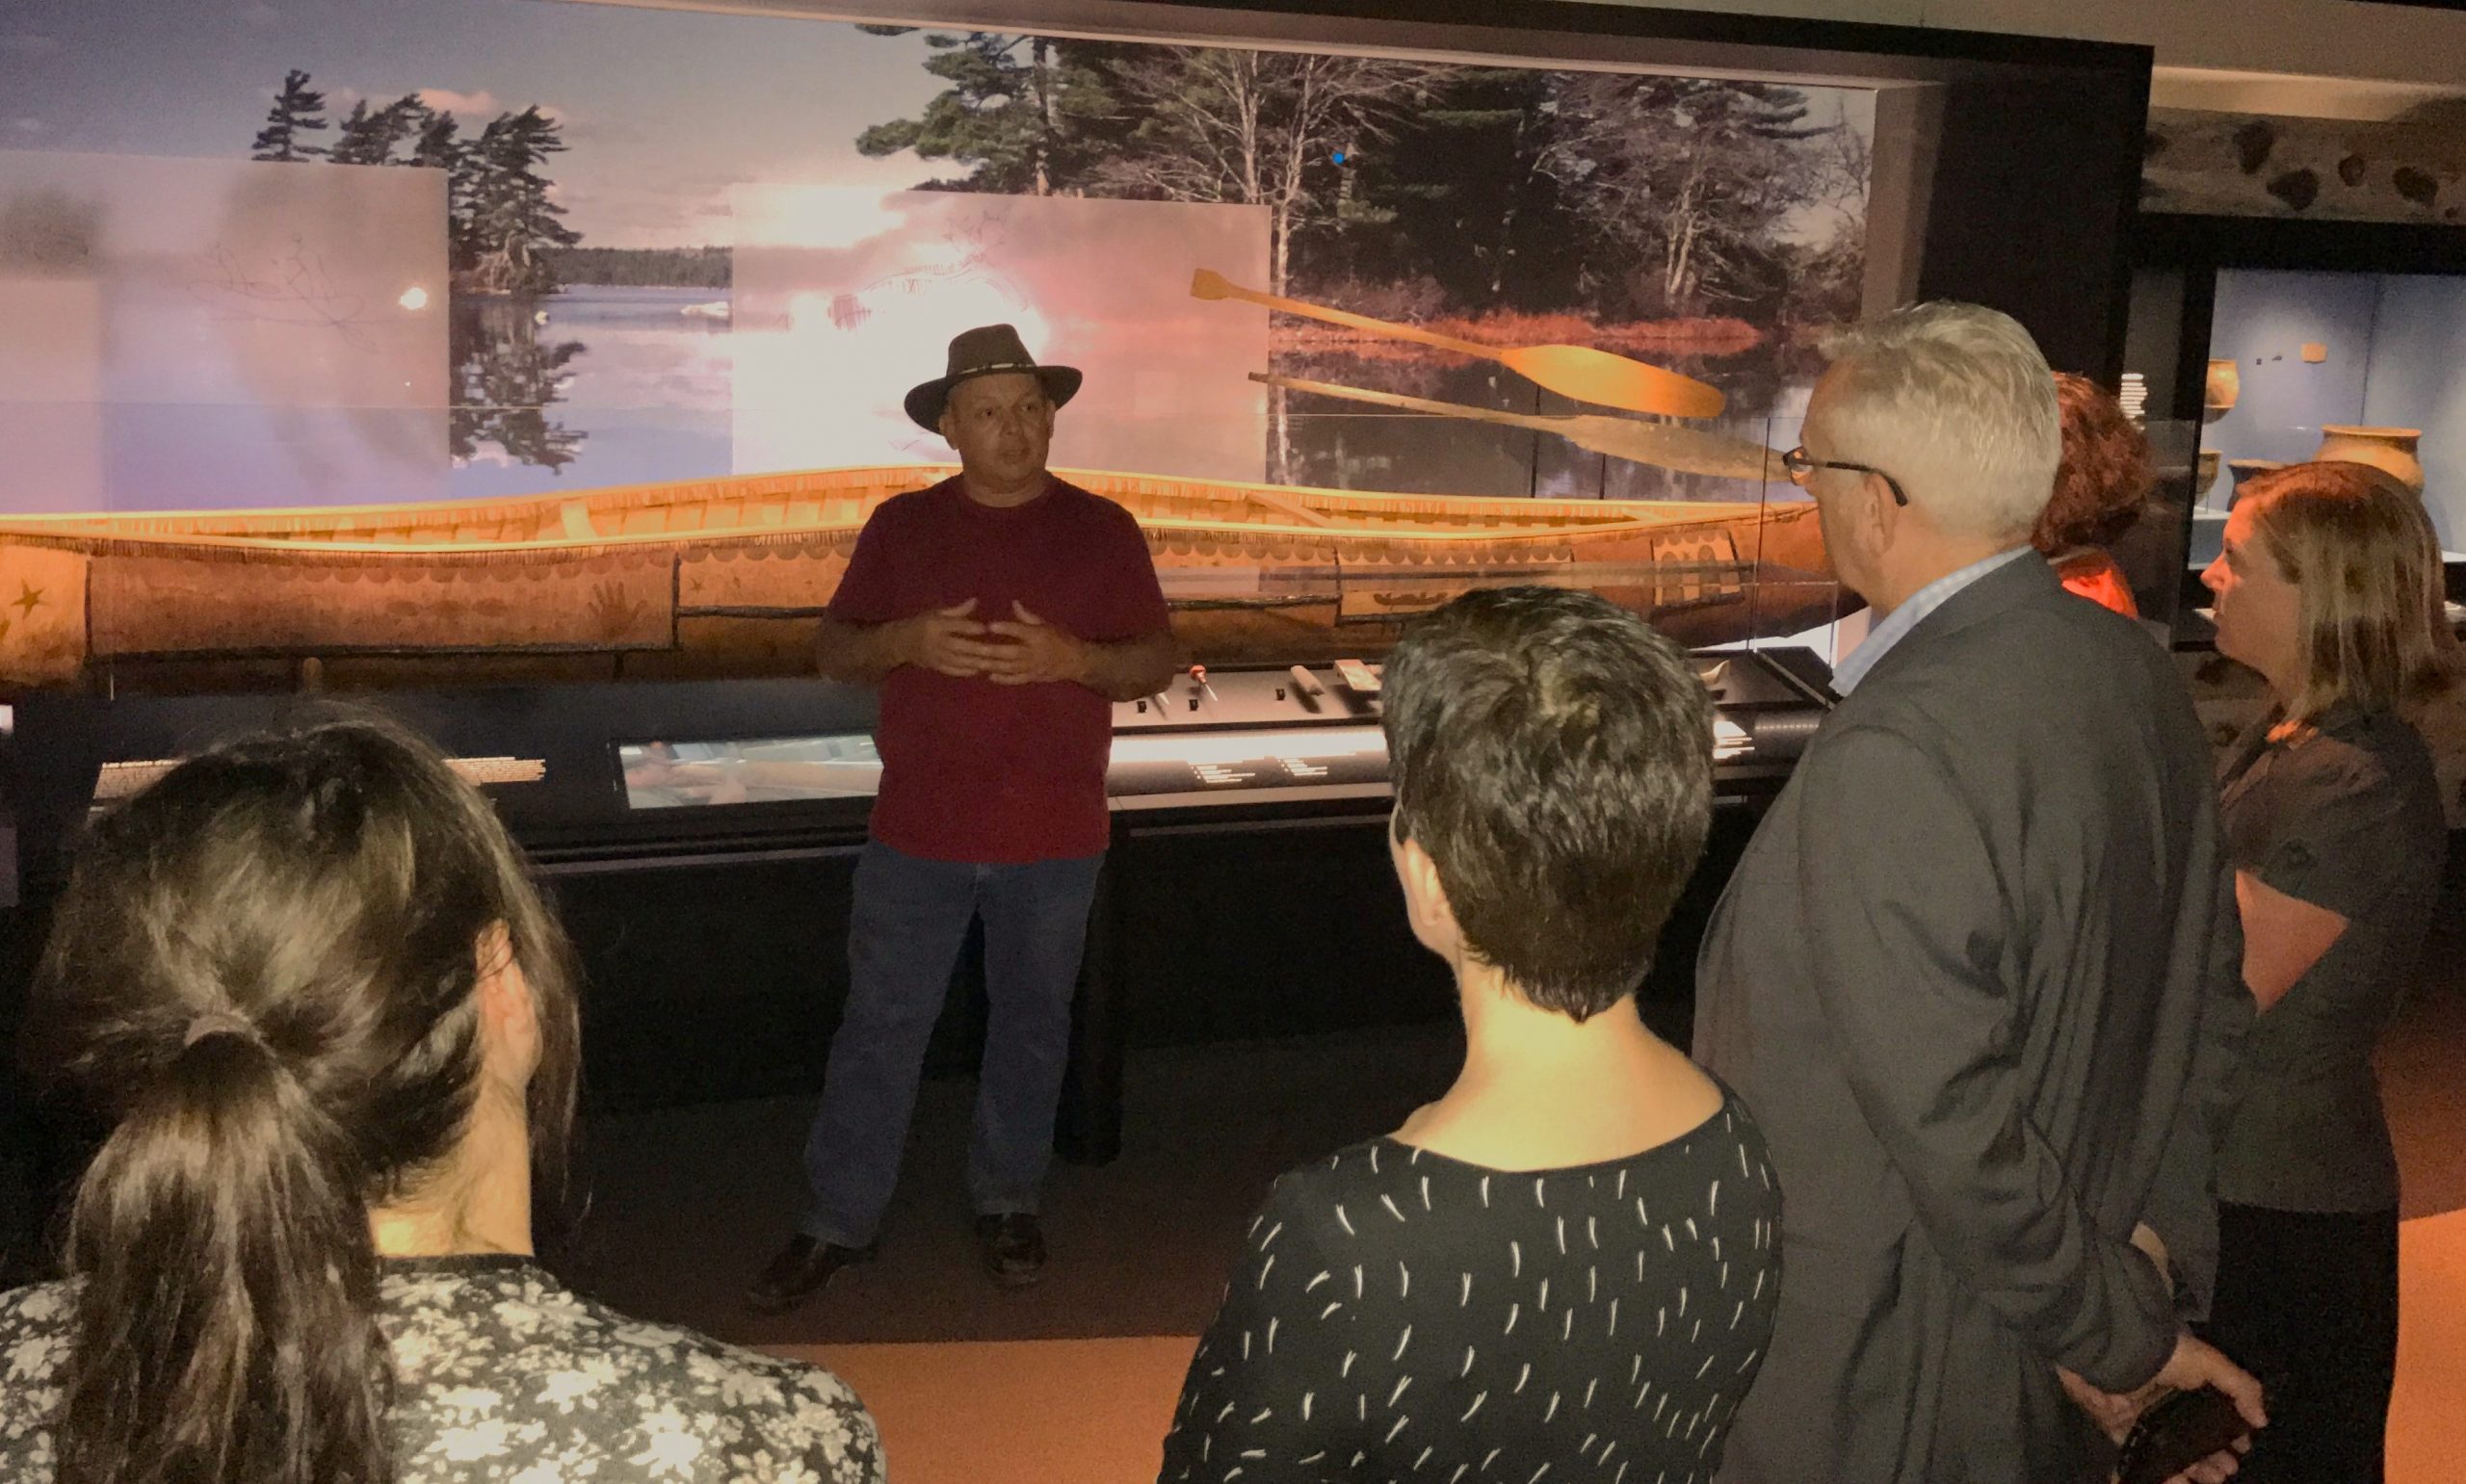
[0,716,883,1484]
[2197,461,2457,1481]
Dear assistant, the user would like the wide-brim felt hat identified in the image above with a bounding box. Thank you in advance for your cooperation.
[904,324,1083,430]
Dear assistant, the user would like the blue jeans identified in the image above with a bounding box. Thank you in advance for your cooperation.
[801,839,1105,1248]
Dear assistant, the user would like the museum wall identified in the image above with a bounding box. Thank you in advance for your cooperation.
[1589,0,2466,227]
[2204,270,2383,470]
[1582,0,2466,90]
[2363,274,2466,548]
[1912,67,2142,379]
[2143,108,2465,224]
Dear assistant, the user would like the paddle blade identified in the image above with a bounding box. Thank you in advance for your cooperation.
[1190,268,1236,301]
[1560,417,1780,482]
[1505,343,1726,420]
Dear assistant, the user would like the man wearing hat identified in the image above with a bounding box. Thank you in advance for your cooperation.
[748,325,1178,1312]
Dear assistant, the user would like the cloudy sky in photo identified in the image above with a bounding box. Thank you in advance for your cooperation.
[0,0,957,246]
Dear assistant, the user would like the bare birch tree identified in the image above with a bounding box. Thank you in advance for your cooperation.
[1091,48,1448,297]
[1543,77,1833,316]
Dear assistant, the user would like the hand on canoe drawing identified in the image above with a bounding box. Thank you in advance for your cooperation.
[900,598,1009,679]
[983,601,1090,687]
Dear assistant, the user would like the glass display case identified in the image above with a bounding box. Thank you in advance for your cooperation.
[0,0,2164,1144]
[603,646,1826,820]
[1,0,2162,932]
[0,0,2152,702]
[2123,216,2466,642]
[2187,269,2462,564]
[2123,219,2466,830]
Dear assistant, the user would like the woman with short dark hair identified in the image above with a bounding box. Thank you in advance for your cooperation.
[0,717,883,1484]
[1160,587,1779,1483]
[2198,461,2458,1481]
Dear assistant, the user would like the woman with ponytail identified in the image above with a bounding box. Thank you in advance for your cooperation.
[0,717,883,1484]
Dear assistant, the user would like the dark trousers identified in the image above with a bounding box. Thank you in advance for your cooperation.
[2198,1201,2400,1484]
[800,840,1105,1248]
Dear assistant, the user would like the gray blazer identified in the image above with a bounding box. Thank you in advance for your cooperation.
[1694,556,2251,1483]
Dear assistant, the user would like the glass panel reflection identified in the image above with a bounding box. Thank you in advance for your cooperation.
[616,735,881,810]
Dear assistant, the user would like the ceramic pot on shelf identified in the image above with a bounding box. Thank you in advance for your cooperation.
[2195,449,2221,502]
[2205,359,2242,416]
[2226,458,2284,508]
[2315,426,2426,496]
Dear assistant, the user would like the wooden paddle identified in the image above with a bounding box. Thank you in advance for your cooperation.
[1251,372,1783,484]
[1194,268,1725,420]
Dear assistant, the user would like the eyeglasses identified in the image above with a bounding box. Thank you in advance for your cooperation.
[1782,445,1908,508]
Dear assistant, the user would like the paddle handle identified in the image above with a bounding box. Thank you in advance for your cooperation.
[1194,270,1491,359]
[1251,373,1779,482]
[1249,372,1556,431]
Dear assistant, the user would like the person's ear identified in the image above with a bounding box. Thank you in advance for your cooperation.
[1392,828,1463,952]
[474,923,540,1089]
[1852,471,1902,556]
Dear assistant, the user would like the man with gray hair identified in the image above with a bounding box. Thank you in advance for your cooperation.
[1694,302,2266,1480]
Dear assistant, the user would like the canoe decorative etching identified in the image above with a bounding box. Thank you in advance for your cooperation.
[0,465,1838,690]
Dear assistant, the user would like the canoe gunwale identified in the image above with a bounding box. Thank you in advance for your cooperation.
[0,504,1802,564]
[0,463,1808,560]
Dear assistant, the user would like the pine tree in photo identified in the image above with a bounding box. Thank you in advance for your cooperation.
[328,96,419,166]
[250,68,329,162]
[404,101,459,168]
[1343,67,1591,310]
[463,107,580,295]
[853,29,1132,195]
[1092,49,1442,298]
[1542,77,1834,317]
[402,105,477,270]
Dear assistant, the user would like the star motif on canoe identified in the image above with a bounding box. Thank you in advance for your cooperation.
[10,582,40,617]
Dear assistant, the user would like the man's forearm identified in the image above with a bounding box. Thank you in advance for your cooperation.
[1077,628,1181,701]
[816,613,909,685]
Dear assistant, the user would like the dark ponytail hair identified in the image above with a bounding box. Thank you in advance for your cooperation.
[21,716,582,1484]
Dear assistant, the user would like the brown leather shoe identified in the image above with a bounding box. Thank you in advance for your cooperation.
[745,1234,876,1315]
[977,1212,1047,1288]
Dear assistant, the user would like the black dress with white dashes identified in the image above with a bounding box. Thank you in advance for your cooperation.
[1162,1093,1780,1484]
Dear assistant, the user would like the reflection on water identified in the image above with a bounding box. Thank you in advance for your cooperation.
[51,282,1819,508]
[444,285,735,499]
[452,297,585,474]
[447,289,1816,506]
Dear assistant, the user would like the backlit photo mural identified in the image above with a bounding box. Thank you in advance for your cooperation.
[0,0,1876,684]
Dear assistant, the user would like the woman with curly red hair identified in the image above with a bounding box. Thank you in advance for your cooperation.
[2034,373,2154,617]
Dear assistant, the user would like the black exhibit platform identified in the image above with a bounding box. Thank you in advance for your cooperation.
[0,650,1830,1167]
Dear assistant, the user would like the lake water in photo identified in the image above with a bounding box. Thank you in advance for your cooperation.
[58,282,1817,515]
[443,284,736,502]
[441,291,1823,510]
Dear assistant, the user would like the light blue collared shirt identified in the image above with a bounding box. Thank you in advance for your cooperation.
[1829,547,2034,694]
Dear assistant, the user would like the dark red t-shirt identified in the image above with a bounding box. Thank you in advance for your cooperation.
[828,475,1169,863]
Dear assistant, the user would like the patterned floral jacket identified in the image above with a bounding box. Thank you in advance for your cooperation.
[0,1255,884,1483]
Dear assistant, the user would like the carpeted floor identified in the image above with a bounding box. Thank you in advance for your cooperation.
[564,1025,1465,1348]
[2392,1209,2466,1483]
[565,894,2466,1481]
[770,1337,1198,1484]
[774,1216,2466,1484]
